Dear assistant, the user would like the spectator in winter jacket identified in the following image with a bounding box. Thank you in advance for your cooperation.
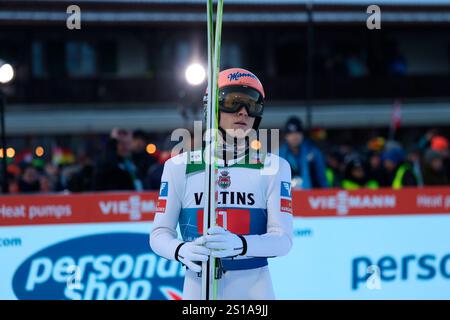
[18,165,40,193]
[325,148,344,188]
[422,149,448,186]
[382,147,417,189]
[67,154,95,192]
[366,150,388,187]
[92,128,143,192]
[341,154,378,190]
[417,128,438,154]
[430,135,450,183]
[132,129,158,189]
[279,117,328,189]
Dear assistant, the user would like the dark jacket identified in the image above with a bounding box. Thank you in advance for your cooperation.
[386,162,418,188]
[132,150,157,187]
[145,162,165,191]
[423,165,448,186]
[68,164,94,192]
[367,166,389,187]
[18,179,40,193]
[92,139,139,191]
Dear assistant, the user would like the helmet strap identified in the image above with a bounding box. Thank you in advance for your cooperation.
[217,126,250,165]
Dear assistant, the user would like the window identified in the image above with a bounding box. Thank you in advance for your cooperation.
[32,41,46,78]
[221,41,242,69]
[97,41,117,75]
[47,41,66,78]
[66,41,96,77]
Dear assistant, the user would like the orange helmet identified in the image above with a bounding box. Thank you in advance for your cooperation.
[204,68,265,130]
[217,68,265,98]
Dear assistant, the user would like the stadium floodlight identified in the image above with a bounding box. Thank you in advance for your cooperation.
[185,63,206,86]
[0,61,14,84]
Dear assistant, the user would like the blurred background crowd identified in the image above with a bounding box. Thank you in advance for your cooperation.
[0,0,449,194]
[2,120,448,194]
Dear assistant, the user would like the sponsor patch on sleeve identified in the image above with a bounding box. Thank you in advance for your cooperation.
[156,199,167,214]
[280,181,292,214]
[280,181,292,198]
[159,181,168,197]
[156,181,168,213]
[280,198,293,214]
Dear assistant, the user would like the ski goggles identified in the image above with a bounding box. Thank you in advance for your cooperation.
[204,86,264,118]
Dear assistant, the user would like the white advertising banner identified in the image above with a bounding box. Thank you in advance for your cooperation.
[1,188,449,299]
[271,215,450,299]
[0,222,184,300]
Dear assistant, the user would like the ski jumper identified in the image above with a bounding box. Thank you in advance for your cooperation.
[150,150,293,299]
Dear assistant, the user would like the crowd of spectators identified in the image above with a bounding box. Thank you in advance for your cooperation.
[1,128,166,194]
[1,121,448,194]
[280,118,449,190]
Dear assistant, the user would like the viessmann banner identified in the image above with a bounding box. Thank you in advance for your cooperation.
[1,188,449,299]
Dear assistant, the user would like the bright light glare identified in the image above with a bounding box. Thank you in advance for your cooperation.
[35,146,45,157]
[6,147,15,158]
[185,64,206,86]
[251,140,262,150]
[0,63,14,84]
[146,143,157,154]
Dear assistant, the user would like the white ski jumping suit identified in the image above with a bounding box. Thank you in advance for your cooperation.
[150,150,293,300]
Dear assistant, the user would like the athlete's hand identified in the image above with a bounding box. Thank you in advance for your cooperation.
[204,226,246,258]
[176,236,210,273]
